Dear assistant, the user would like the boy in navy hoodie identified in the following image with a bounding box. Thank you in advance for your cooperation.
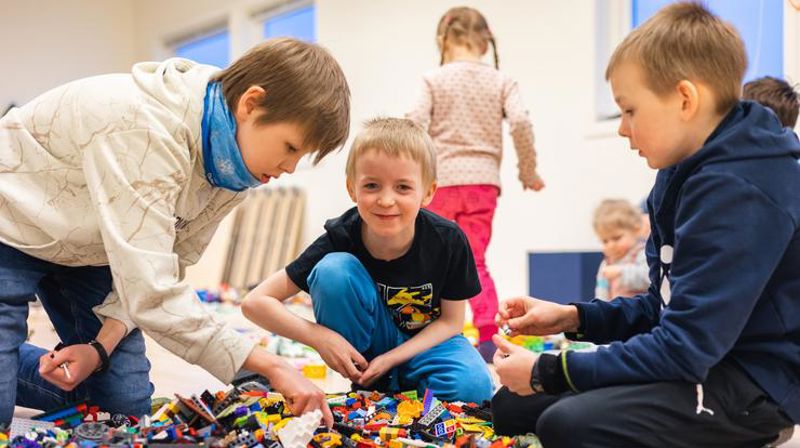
[490,3,800,447]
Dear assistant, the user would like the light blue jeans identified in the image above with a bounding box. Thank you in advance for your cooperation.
[308,252,494,404]
[0,243,153,424]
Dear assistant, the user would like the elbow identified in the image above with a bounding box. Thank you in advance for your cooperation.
[240,294,260,322]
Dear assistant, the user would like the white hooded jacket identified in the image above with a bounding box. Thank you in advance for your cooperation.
[0,59,254,382]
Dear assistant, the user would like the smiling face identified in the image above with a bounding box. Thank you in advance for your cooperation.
[346,148,436,244]
[610,61,697,169]
[234,86,312,185]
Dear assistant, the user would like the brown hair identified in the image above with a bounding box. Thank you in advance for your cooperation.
[605,1,746,115]
[436,7,498,69]
[743,76,800,128]
[211,37,350,164]
[593,199,642,235]
[346,117,437,188]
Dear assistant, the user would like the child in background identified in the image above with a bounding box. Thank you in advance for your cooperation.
[743,76,799,130]
[243,118,493,404]
[491,3,799,446]
[407,6,544,362]
[0,38,350,425]
[592,199,649,301]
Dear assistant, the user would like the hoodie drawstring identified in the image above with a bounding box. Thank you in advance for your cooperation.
[695,384,715,416]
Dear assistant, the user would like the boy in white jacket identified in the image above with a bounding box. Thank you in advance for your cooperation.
[0,38,349,425]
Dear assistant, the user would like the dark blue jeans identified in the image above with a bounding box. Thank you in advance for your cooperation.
[308,252,493,404]
[0,243,152,424]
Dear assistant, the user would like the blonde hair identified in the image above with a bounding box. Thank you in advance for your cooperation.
[593,199,642,235]
[437,7,499,69]
[345,117,437,187]
[605,1,746,114]
[211,37,351,164]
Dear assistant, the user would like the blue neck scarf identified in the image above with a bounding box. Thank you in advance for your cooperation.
[201,82,260,192]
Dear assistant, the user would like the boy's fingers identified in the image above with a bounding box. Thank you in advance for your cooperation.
[352,352,368,370]
[343,360,361,380]
[492,334,514,353]
[321,405,333,428]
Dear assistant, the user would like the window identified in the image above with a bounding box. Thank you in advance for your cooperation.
[175,29,231,68]
[593,0,786,126]
[262,4,316,42]
[632,0,783,82]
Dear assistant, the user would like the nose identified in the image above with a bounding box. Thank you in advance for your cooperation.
[281,157,300,174]
[618,117,630,139]
[377,192,395,207]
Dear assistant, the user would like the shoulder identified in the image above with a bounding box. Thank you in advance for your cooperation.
[324,207,361,241]
[419,209,469,246]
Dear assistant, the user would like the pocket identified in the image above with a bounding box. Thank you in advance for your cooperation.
[731,393,792,435]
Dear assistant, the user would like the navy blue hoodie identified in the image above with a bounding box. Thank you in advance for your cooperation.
[566,102,800,422]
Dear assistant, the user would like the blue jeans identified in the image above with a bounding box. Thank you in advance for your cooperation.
[308,253,493,404]
[0,243,153,424]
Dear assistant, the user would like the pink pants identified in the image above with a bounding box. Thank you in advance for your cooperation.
[427,184,499,343]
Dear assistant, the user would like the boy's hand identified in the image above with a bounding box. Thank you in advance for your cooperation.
[315,329,368,383]
[601,265,622,280]
[357,353,395,387]
[268,360,333,427]
[492,335,538,395]
[38,344,100,391]
[496,296,580,336]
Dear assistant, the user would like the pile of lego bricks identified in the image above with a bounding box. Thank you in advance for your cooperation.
[1,378,543,448]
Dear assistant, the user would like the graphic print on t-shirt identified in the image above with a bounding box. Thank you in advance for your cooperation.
[378,282,439,332]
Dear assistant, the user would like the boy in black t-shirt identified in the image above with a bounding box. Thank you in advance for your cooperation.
[242,118,493,403]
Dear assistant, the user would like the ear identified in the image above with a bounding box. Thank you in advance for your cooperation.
[675,80,700,121]
[421,181,438,207]
[346,178,357,203]
[235,86,267,121]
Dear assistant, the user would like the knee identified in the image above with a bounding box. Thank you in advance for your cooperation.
[309,253,373,301]
[309,253,363,290]
[434,361,493,404]
[537,399,587,447]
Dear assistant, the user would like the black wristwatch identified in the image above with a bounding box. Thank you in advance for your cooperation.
[530,360,544,393]
[88,340,110,373]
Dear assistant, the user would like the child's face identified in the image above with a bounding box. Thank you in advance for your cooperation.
[234,87,312,184]
[610,61,696,169]
[597,227,639,263]
[346,149,436,241]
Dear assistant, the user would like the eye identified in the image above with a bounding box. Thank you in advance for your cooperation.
[397,184,412,192]
[363,182,378,190]
[624,109,634,116]
[286,143,298,154]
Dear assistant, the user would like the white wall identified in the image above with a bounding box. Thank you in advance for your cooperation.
[6,1,797,298]
[130,0,657,296]
[0,0,136,108]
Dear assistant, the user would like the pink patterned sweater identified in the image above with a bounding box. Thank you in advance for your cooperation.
[406,61,540,190]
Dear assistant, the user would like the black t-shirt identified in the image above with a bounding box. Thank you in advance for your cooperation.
[286,207,480,335]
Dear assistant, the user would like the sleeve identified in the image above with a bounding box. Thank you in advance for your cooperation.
[618,245,651,293]
[86,129,254,384]
[565,173,795,391]
[441,227,481,300]
[502,78,539,186]
[405,78,433,132]
[567,231,663,343]
[285,233,337,292]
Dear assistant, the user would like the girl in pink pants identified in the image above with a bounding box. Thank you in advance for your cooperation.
[407,6,545,361]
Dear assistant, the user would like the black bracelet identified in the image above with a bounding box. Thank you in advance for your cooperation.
[88,340,110,373]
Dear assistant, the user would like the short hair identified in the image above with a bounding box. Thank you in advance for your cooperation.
[436,6,499,69]
[345,117,437,188]
[211,38,351,164]
[605,2,746,115]
[743,76,800,128]
[593,199,643,235]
